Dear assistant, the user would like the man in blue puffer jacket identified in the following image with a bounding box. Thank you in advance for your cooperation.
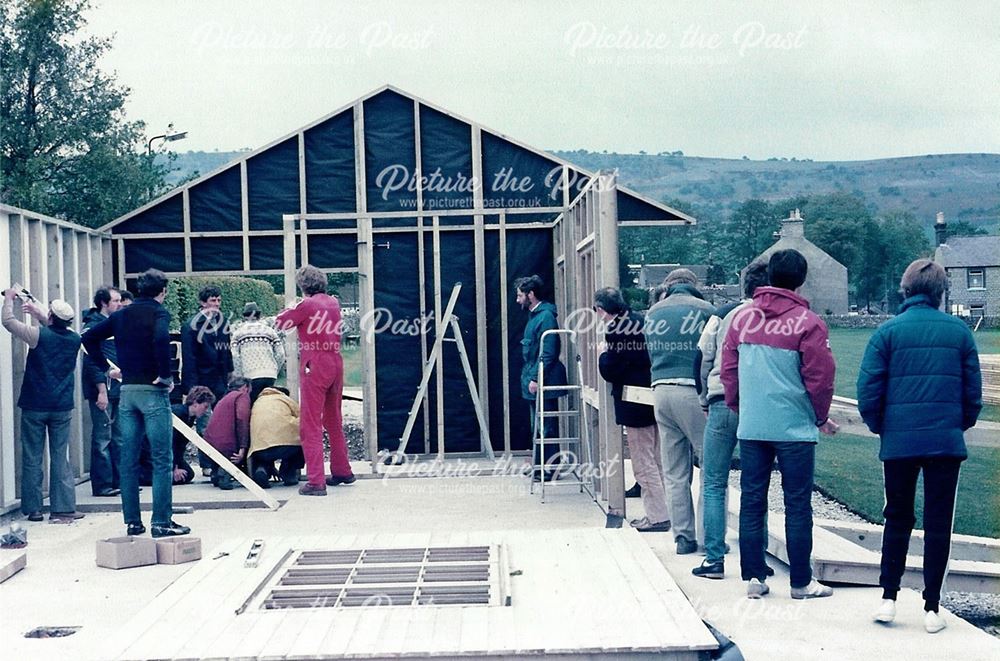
[858,258,982,633]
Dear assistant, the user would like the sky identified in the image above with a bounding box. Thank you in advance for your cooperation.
[82,0,1000,161]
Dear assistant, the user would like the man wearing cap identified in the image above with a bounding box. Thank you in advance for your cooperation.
[2,289,85,523]
[643,268,715,555]
[231,302,285,403]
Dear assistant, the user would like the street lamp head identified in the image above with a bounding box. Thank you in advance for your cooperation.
[164,131,187,142]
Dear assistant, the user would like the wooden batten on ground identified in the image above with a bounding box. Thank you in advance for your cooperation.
[0,549,27,584]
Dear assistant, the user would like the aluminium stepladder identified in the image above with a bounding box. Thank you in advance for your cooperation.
[530,329,594,503]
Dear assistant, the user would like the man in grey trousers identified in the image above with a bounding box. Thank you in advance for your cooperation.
[643,269,715,554]
[2,289,84,523]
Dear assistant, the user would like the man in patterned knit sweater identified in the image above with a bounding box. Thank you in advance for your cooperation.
[231,302,286,403]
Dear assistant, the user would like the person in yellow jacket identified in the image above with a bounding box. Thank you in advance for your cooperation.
[249,387,305,488]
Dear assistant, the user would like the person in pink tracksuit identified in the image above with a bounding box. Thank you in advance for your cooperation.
[276,265,354,496]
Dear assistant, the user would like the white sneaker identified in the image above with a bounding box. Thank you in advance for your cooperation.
[790,579,833,599]
[924,610,946,634]
[747,578,769,599]
[873,599,896,623]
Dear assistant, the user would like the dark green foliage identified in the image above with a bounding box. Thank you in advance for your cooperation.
[162,276,279,332]
[0,0,171,226]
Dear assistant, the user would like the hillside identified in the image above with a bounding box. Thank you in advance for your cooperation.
[162,150,1000,230]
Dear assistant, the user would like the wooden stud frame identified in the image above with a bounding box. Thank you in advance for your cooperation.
[0,204,110,513]
[99,87,693,491]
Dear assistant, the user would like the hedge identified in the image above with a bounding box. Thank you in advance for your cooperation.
[162,276,280,332]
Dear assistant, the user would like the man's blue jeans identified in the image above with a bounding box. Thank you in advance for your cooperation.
[119,385,173,526]
[88,399,121,493]
[739,439,816,588]
[702,401,738,563]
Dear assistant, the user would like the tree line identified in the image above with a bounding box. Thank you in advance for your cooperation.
[618,192,973,313]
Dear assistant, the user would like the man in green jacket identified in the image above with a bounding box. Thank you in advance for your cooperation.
[516,275,567,481]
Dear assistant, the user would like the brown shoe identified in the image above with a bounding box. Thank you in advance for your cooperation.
[49,512,85,523]
[298,483,327,496]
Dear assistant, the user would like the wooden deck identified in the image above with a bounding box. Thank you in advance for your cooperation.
[106,529,718,660]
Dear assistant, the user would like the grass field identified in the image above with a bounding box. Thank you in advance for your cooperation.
[815,433,1000,538]
[342,343,362,387]
[820,328,1000,538]
[828,327,1000,421]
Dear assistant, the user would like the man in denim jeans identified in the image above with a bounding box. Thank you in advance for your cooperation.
[691,261,769,579]
[83,269,190,538]
[81,286,123,497]
[721,249,838,600]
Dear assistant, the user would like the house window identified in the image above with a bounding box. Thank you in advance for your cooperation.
[968,269,985,290]
[970,304,986,322]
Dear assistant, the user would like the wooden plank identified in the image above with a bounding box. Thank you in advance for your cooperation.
[354,100,380,471]
[172,413,280,510]
[0,212,17,508]
[471,125,490,443]
[101,238,113,286]
[116,238,126,288]
[63,228,84,476]
[432,215,444,457]
[298,131,308,267]
[114,537,252,659]
[240,160,250,272]
[46,223,63,302]
[126,538,262,660]
[182,188,192,272]
[418,216,430,453]
[186,538,297,660]
[415,102,430,452]
[282,215,300,399]
[261,533,358,660]
[610,528,720,650]
[499,213,511,456]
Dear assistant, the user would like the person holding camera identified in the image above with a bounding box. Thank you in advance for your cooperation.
[2,287,84,523]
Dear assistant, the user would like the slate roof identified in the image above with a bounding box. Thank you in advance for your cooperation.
[936,236,1000,268]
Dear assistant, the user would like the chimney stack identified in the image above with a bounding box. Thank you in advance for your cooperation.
[780,208,805,238]
[935,211,948,246]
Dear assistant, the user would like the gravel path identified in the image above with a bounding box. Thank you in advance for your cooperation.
[729,468,1000,638]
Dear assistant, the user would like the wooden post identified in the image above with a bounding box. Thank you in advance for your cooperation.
[354,101,380,470]
[596,171,624,518]
[182,189,192,272]
[241,161,251,272]
[413,102,431,452]
[499,212,511,457]
[63,228,84,477]
[0,211,16,508]
[432,215,444,457]
[282,215,299,400]
[471,126,490,448]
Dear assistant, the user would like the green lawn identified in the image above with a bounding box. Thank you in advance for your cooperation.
[829,327,1000,421]
[815,433,1000,538]
[342,343,362,388]
[273,343,362,389]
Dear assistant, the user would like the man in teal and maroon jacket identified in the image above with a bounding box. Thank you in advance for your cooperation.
[721,249,838,600]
